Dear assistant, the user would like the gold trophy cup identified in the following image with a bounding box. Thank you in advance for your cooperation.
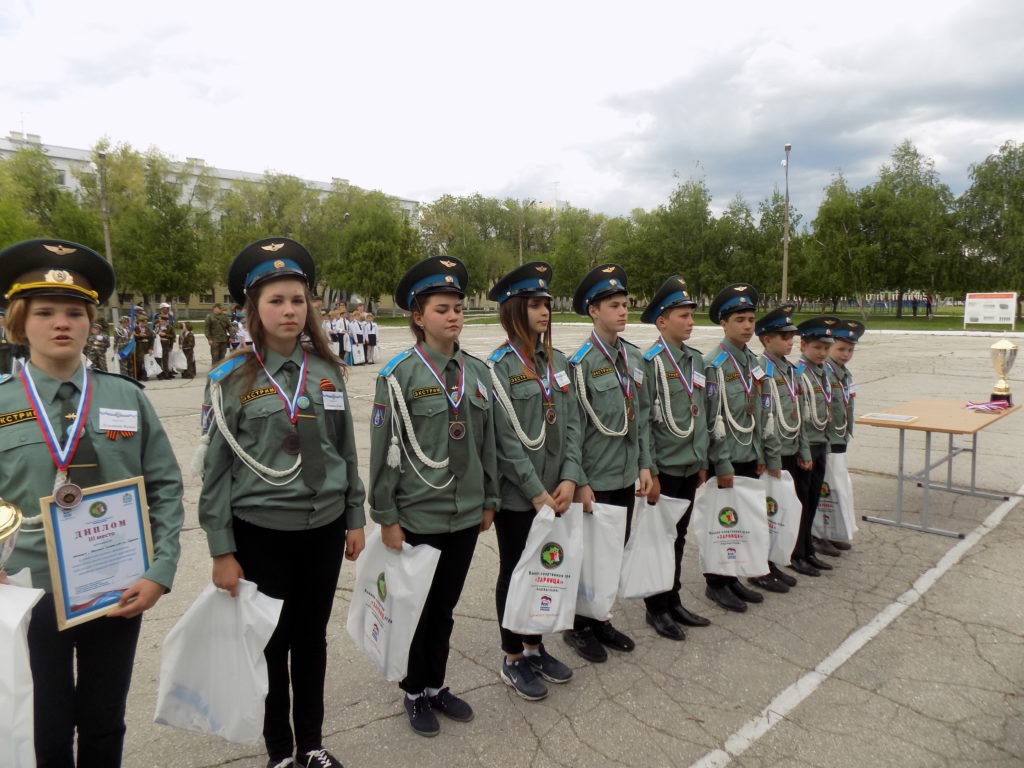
[990,338,1018,406]
[0,499,22,573]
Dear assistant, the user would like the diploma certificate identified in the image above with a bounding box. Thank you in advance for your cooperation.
[40,476,154,630]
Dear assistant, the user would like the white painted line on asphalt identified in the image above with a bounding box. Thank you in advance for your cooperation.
[689,483,1024,768]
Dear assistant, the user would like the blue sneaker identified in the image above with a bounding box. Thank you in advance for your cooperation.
[525,644,573,683]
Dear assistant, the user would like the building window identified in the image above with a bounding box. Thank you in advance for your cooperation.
[56,170,66,186]
[200,294,214,304]
[223,294,232,304]
[175,295,189,304]
[118,293,134,305]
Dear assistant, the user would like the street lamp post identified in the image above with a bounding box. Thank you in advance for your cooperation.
[96,151,113,266]
[781,143,792,303]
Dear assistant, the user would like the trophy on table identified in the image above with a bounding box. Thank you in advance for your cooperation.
[0,499,22,573]
[990,338,1018,406]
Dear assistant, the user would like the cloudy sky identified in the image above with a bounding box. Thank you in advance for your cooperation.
[2,0,1022,222]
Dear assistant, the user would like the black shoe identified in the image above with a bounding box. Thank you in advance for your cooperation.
[501,658,548,701]
[830,539,852,551]
[427,687,474,722]
[788,558,821,577]
[524,644,573,683]
[669,603,711,627]
[594,620,635,652]
[728,580,765,603]
[404,694,439,737]
[563,627,608,663]
[748,575,789,594]
[298,749,344,768]
[813,537,842,557]
[769,562,797,587]
[705,584,747,612]
[806,553,834,571]
[267,759,294,768]
[646,611,686,641]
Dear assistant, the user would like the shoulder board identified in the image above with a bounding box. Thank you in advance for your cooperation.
[643,340,663,362]
[761,358,774,377]
[488,345,510,364]
[709,350,728,369]
[0,373,11,385]
[379,349,412,377]
[210,355,247,382]
[93,369,145,389]
[796,362,806,376]
[569,340,593,365]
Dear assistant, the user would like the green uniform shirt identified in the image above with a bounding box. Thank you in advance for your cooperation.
[199,346,366,557]
[761,352,810,463]
[489,342,585,511]
[642,337,709,478]
[0,363,184,592]
[826,360,855,446]
[704,339,773,476]
[369,342,499,533]
[204,313,233,343]
[569,333,652,492]
[798,357,838,447]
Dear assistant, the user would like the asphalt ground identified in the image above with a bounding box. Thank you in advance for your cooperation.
[111,324,1023,768]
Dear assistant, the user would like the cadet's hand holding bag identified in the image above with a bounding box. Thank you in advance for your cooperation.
[502,504,582,634]
[576,502,627,620]
[761,471,801,566]
[346,526,441,681]
[0,581,45,768]
[154,580,283,745]
[618,495,688,598]
[692,476,770,577]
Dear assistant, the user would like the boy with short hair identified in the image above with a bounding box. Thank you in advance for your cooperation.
[565,264,654,662]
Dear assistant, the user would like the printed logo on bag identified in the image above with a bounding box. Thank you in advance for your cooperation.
[376,572,387,601]
[371,622,380,641]
[718,507,738,527]
[820,481,832,498]
[766,497,778,518]
[540,542,564,569]
[726,547,737,560]
[539,595,553,612]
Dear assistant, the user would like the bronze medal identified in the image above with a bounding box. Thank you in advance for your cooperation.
[790,409,798,420]
[745,400,755,415]
[691,403,699,417]
[55,483,83,509]
[545,406,557,424]
[627,405,635,421]
[448,421,467,440]
[282,433,301,455]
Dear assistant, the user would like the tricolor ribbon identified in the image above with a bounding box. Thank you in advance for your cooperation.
[19,363,92,472]
[824,361,852,406]
[505,340,554,404]
[800,359,833,405]
[413,344,465,417]
[591,331,634,401]
[658,335,696,399]
[254,347,309,424]
[766,353,798,402]
[719,342,754,398]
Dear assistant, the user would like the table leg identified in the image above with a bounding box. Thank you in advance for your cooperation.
[921,431,932,529]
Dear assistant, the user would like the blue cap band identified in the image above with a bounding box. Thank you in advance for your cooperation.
[757,315,793,333]
[583,278,626,306]
[408,273,463,307]
[719,295,755,315]
[245,258,305,289]
[799,326,835,339]
[832,328,859,340]
[655,290,695,316]
[499,277,550,301]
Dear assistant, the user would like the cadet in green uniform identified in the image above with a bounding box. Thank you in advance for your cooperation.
[0,238,184,768]
[179,321,196,378]
[752,305,808,591]
[154,308,176,379]
[563,264,653,663]
[0,308,11,373]
[205,303,233,365]
[486,262,581,701]
[639,276,712,640]
[822,319,864,553]
[791,316,843,575]
[703,284,780,612]
[198,238,365,768]
[368,256,499,738]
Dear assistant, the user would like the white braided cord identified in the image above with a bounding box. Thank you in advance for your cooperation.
[653,355,695,439]
[488,361,545,451]
[574,363,628,437]
[767,374,801,438]
[716,365,755,444]
[800,371,831,431]
[385,374,455,490]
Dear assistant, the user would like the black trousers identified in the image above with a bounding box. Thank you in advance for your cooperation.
[233,515,347,760]
[645,470,700,613]
[28,593,142,768]
[400,524,480,694]
[494,508,542,654]
[791,443,828,560]
[574,485,635,631]
[704,460,760,588]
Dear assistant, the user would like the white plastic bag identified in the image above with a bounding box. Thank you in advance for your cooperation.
[347,527,441,681]
[575,502,627,620]
[352,344,365,365]
[170,348,187,371]
[144,353,161,378]
[762,471,801,566]
[151,335,163,359]
[0,583,45,768]
[813,453,858,542]
[692,476,770,577]
[618,495,688,598]
[502,504,583,634]
[154,580,283,745]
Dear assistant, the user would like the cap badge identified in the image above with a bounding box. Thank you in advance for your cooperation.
[536,265,549,272]
[440,259,456,268]
[44,269,73,284]
[735,286,748,292]
[601,266,615,273]
[538,279,546,287]
[609,279,618,286]
[824,319,837,325]
[43,244,77,256]
[444,275,454,283]
[261,243,286,252]
[273,260,285,268]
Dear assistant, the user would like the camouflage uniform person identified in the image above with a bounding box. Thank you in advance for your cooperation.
[86,322,110,372]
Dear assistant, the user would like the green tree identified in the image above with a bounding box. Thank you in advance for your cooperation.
[808,174,875,317]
